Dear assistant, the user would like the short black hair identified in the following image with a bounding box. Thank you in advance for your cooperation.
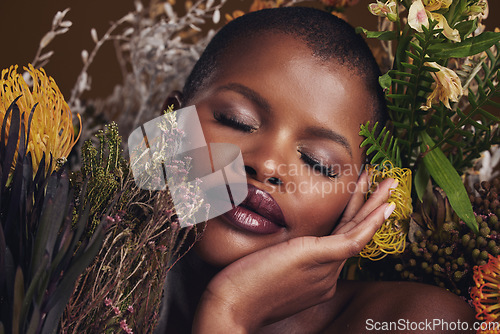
[182,6,387,125]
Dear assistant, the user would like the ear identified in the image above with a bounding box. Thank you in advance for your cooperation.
[162,90,183,112]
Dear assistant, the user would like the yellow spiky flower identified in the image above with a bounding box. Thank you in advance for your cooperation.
[0,64,81,175]
[359,161,413,260]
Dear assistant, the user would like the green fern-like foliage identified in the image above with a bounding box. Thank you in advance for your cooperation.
[358,0,500,233]
[431,43,500,172]
[386,22,442,167]
[359,121,402,167]
[76,122,128,234]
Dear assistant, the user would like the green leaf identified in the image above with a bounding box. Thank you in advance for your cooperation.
[455,19,477,40]
[379,73,392,91]
[428,32,500,58]
[414,162,430,202]
[420,132,478,233]
[31,174,66,275]
[355,27,397,40]
[12,267,24,334]
[20,255,49,330]
[25,305,39,334]
[40,223,105,334]
[387,94,411,101]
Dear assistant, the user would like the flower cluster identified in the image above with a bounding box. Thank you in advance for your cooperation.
[360,161,413,260]
[471,254,500,323]
[421,61,462,110]
[0,64,80,174]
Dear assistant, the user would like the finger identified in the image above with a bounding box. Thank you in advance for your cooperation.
[334,177,397,235]
[314,201,395,263]
[333,171,369,233]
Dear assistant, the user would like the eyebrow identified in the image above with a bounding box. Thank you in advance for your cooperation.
[215,82,352,157]
[305,126,353,157]
[215,83,272,113]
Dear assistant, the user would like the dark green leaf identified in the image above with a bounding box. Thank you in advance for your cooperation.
[478,108,500,121]
[40,225,105,334]
[455,19,477,40]
[388,105,411,114]
[428,32,500,58]
[421,132,478,233]
[401,62,419,71]
[391,70,416,78]
[25,305,39,334]
[414,162,430,202]
[1,98,21,189]
[386,94,411,100]
[487,99,500,109]
[20,255,48,329]
[409,41,424,55]
[356,27,397,40]
[456,129,474,138]
[12,267,24,334]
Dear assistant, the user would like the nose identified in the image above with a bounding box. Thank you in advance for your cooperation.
[241,132,294,187]
[244,165,283,185]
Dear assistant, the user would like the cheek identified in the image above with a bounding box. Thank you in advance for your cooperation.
[287,174,359,236]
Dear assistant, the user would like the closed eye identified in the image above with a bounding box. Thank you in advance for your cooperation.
[299,151,338,179]
[213,112,257,133]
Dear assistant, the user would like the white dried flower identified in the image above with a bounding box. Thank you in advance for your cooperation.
[59,20,73,28]
[213,9,220,24]
[81,49,89,64]
[52,8,70,28]
[163,3,175,19]
[38,51,55,62]
[56,27,70,35]
[40,31,55,48]
[91,28,99,43]
[134,0,144,12]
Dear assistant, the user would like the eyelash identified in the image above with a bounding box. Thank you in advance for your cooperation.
[213,112,257,133]
[214,112,337,179]
[299,151,339,179]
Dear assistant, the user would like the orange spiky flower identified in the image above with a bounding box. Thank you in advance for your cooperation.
[471,254,500,333]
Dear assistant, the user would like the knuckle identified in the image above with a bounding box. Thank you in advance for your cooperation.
[347,237,363,256]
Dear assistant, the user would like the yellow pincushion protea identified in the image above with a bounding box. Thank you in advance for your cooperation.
[0,64,80,175]
[359,161,413,260]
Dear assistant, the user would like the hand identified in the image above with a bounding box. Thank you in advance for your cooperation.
[192,172,397,333]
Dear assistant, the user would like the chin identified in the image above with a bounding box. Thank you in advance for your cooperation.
[193,216,288,268]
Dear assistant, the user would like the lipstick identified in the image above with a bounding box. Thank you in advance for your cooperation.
[222,184,286,234]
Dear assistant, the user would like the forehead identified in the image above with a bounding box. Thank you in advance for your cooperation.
[213,33,373,111]
[194,33,374,160]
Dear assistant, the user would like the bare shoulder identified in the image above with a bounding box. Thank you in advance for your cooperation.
[327,280,477,334]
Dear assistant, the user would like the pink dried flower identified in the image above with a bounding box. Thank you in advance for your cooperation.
[113,306,121,315]
[127,305,134,313]
[104,298,113,306]
[120,319,133,333]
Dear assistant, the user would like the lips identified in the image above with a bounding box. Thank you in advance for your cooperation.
[222,184,286,234]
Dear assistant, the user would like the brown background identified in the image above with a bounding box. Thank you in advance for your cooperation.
[0,0,499,101]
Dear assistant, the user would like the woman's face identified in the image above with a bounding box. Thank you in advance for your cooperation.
[188,33,374,267]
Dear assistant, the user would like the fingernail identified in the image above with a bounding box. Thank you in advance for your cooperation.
[384,202,396,220]
[389,179,399,195]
